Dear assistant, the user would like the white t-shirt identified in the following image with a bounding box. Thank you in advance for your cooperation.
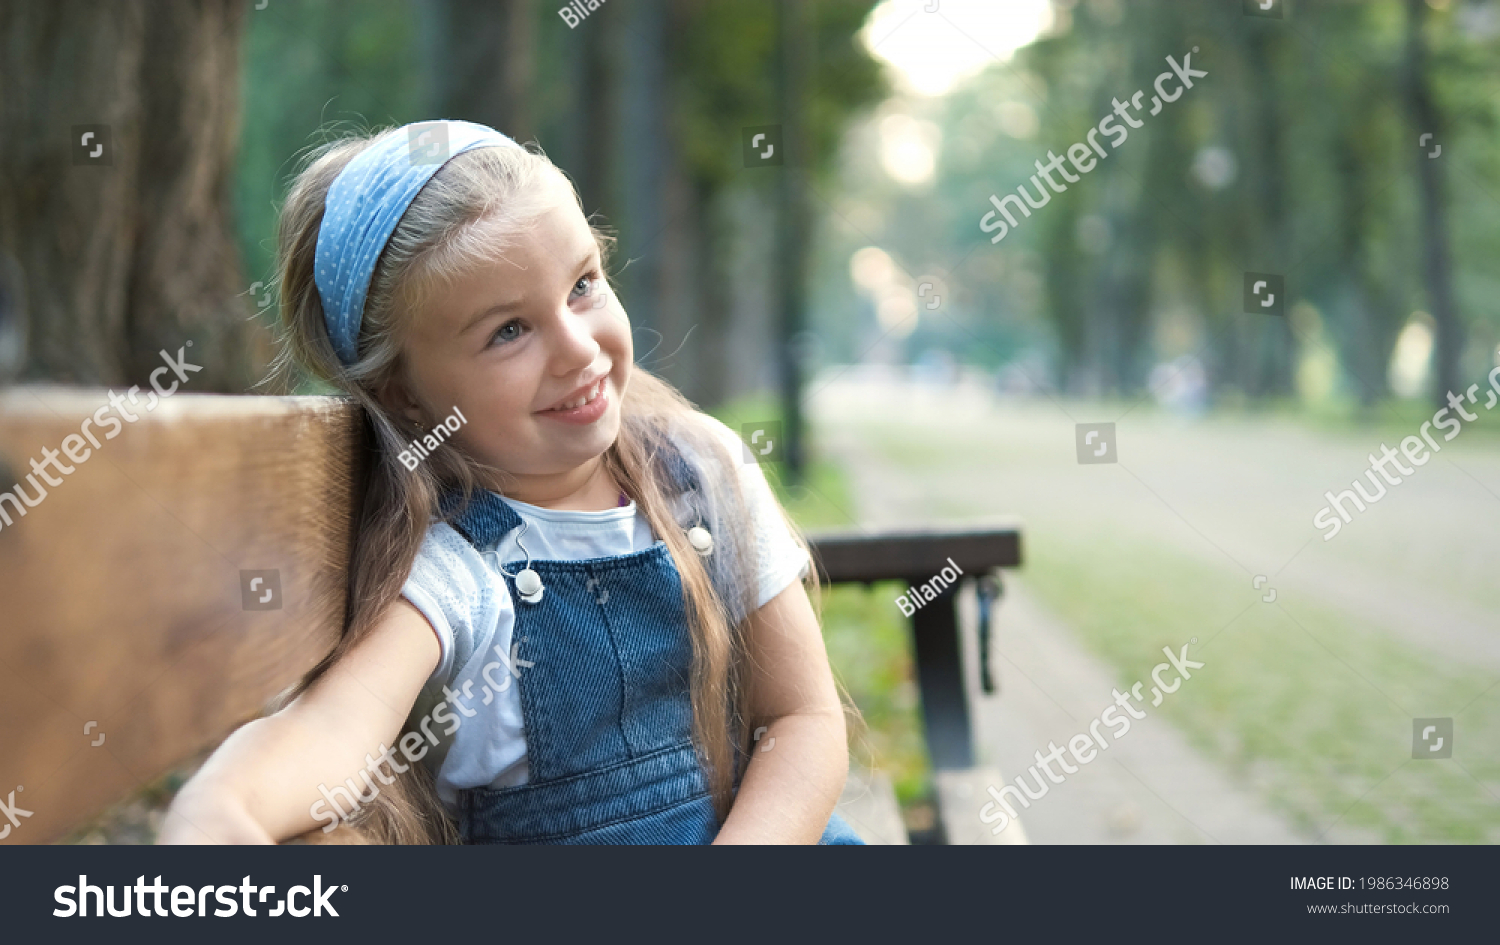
[399,417,810,810]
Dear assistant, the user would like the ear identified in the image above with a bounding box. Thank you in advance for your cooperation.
[376,371,426,430]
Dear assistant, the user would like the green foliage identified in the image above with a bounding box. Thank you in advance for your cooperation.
[670,0,887,191]
[235,1,428,298]
[816,0,1500,405]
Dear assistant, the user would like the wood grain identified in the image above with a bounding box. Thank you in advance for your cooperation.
[0,387,361,843]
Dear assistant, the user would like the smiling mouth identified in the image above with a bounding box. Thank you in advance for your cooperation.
[541,376,606,413]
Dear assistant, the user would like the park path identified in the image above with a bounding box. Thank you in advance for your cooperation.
[797,367,1500,843]
[820,417,1314,844]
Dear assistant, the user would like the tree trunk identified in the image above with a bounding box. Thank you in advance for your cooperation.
[616,0,669,351]
[1244,27,1295,399]
[1405,0,1463,406]
[690,180,731,409]
[0,0,268,390]
[426,0,535,144]
[775,0,810,479]
[573,0,618,218]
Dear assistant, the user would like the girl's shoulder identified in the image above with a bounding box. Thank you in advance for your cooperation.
[403,518,510,690]
[661,411,750,483]
[404,519,505,615]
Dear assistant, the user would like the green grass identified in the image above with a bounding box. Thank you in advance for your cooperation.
[1022,528,1500,843]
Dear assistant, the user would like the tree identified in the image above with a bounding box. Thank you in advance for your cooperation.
[0,0,270,390]
[423,0,537,146]
[1405,0,1463,406]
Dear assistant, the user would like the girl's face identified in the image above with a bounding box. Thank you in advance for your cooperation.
[383,169,632,494]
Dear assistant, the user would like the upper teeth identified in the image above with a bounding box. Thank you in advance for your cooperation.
[555,381,600,410]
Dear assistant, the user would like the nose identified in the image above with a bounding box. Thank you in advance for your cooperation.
[548,304,601,377]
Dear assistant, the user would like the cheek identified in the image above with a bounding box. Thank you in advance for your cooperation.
[607,306,633,362]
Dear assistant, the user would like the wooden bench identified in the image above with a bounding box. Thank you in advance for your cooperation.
[0,390,1022,845]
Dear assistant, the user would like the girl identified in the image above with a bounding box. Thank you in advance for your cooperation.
[160,119,863,845]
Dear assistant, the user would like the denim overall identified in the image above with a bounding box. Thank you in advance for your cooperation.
[444,437,864,845]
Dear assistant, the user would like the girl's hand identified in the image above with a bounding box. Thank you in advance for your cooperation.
[155,598,441,844]
[159,781,275,845]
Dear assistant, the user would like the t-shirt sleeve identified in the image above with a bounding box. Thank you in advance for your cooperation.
[700,416,812,608]
[400,521,506,688]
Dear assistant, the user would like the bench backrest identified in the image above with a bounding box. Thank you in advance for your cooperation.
[0,389,362,843]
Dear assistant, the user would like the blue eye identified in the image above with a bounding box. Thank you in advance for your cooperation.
[572,270,603,302]
[490,319,524,346]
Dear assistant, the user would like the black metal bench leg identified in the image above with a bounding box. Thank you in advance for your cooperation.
[911,584,974,772]
[977,572,1001,695]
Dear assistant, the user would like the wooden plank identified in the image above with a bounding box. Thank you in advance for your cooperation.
[805,525,1022,584]
[0,388,361,843]
[934,768,1030,845]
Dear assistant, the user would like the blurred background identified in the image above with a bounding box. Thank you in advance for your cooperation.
[2,0,1498,843]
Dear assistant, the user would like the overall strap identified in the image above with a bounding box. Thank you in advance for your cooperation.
[440,428,708,552]
[442,486,524,549]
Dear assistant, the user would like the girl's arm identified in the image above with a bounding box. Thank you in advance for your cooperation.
[713,579,847,845]
[158,599,441,844]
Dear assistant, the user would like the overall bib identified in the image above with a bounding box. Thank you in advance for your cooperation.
[443,438,864,845]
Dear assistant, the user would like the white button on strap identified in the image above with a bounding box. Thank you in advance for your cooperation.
[687,525,714,556]
[516,567,544,604]
[499,520,545,605]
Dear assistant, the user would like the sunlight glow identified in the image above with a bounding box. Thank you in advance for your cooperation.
[879,114,941,186]
[860,0,1055,97]
[1389,315,1435,399]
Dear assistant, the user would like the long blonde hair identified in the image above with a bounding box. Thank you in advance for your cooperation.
[263,124,818,843]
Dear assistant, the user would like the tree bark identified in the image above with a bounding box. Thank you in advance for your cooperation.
[0,0,269,391]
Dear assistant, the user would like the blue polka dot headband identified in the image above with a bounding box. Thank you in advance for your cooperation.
[314,119,522,366]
